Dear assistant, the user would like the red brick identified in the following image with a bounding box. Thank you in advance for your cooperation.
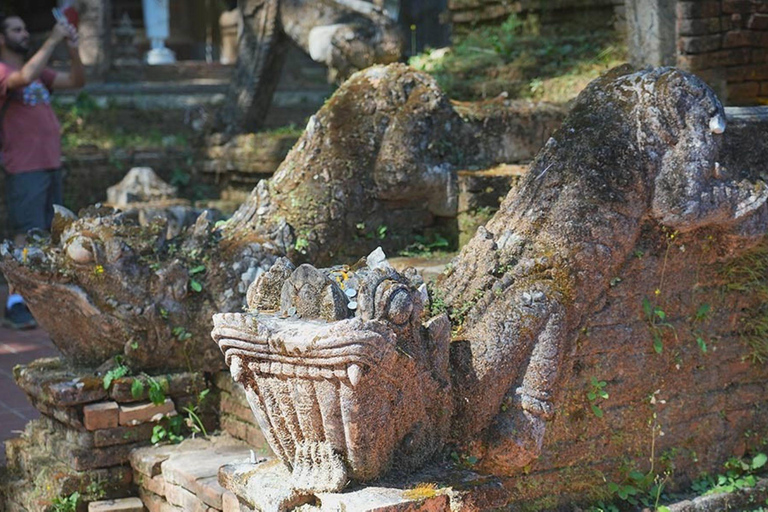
[222,491,241,512]
[118,398,175,426]
[678,17,723,35]
[728,80,761,100]
[727,64,768,81]
[83,401,119,431]
[678,1,722,19]
[753,48,768,62]
[679,34,723,53]
[760,81,768,94]
[134,471,166,497]
[723,0,756,14]
[748,13,768,29]
[678,47,752,69]
[723,29,768,47]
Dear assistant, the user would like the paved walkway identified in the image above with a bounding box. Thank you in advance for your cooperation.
[0,285,59,465]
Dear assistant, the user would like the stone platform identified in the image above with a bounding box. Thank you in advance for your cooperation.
[219,459,509,512]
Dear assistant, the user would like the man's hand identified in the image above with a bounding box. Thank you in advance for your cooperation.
[49,20,71,45]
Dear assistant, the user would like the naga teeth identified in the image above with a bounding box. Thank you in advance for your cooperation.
[347,364,362,387]
[230,356,244,381]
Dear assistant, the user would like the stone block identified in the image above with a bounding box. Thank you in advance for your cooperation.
[84,402,120,430]
[678,47,751,69]
[220,394,254,422]
[728,81,761,100]
[679,34,722,53]
[723,29,768,47]
[110,372,207,403]
[135,470,167,496]
[13,357,107,407]
[140,488,184,512]
[677,1,721,19]
[678,16,723,35]
[119,398,175,426]
[165,482,209,512]
[723,0,757,14]
[88,497,145,512]
[222,490,242,512]
[93,422,156,447]
[748,13,768,30]
[727,65,768,82]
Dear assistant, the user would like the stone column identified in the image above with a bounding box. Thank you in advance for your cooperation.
[75,0,112,78]
[625,0,676,67]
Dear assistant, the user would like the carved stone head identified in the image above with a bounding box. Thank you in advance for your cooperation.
[211,249,452,492]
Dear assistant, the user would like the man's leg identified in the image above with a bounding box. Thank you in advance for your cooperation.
[3,170,49,329]
[44,168,63,231]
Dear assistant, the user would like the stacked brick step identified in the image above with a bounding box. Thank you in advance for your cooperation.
[1,357,216,511]
[130,435,258,512]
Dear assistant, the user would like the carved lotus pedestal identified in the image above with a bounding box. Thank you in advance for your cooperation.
[212,250,453,508]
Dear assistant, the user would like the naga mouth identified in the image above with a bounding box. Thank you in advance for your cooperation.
[212,312,392,387]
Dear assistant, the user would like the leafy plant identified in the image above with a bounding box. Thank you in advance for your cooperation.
[50,491,80,512]
[586,376,608,418]
[172,326,192,342]
[642,298,677,354]
[151,415,184,444]
[399,233,451,257]
[183,388,211,438]
[102,355,130,390]
[691,452,767,496]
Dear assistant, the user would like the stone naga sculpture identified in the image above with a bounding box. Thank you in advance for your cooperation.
[212,249,452,492]
[217,0,404,134]
[440,65,768,476]
[0,65,459,372]
[211,66,768,494]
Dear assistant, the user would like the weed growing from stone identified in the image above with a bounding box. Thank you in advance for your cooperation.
[50,491,80,512]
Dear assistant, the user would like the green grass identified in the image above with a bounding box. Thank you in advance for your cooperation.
[409,14,627,103]
[54,92,194,151]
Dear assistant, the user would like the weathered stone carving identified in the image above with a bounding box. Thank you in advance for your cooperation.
[212,66,768,501]
[0,65,461,372]
[441,65,768,476]
[212,248,452,493]
[217,0,404,134]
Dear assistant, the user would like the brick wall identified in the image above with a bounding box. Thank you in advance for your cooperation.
[676,1,768,105]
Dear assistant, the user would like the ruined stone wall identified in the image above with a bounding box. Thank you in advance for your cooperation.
[447,0,626,33]
[509,227,768,509]
[676,1,768,105]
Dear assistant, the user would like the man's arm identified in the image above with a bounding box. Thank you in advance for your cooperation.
[51,43,85,90]
[5,21,69,90]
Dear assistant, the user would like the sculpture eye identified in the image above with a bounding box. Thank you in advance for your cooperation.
[709,115,725,134]
[386,288,413,325]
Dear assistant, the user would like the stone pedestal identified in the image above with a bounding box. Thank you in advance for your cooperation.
[218,460,509,512]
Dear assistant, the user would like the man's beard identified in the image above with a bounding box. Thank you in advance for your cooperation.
[5,39,29,57]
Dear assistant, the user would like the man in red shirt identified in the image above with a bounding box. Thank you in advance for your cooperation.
[0,12,84,328]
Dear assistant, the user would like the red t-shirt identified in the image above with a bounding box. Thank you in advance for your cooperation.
[0,63,61,174]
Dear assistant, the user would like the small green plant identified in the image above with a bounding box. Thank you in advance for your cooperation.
[398,233,451,257]
[586,376,608,418]
[151,415,184,444]
[690,303,711,353]
[102,355,130,390]
[294,237,310,254]
[50,491,80,512]
[427,282,448,317]
[450,450,479,469]
[183,388,211,438]
[131,378,145,399]
[172,326,192,342]
[691,452,767,496]
[642,298,677,354]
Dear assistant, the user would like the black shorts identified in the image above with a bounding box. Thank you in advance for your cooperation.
[4,168,63,235]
